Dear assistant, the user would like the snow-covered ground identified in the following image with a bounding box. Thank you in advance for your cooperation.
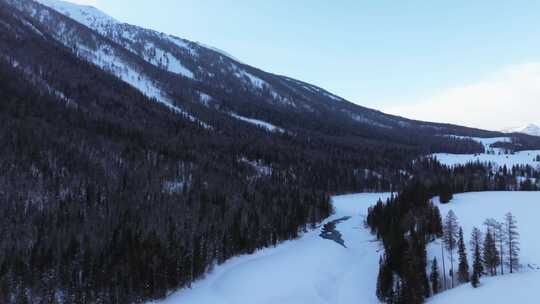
[230,113,285,133]
[433,150,540,168]
[148,191,540,304]
[429,192,540,304]
[433,136,540,168]
[150,193,391,304]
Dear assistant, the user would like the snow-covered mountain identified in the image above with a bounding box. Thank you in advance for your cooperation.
[4,0,518,145]
[4,0,540,158]
[503,124,540,137]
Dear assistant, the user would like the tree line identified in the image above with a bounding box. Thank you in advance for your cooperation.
[429,210,520,295]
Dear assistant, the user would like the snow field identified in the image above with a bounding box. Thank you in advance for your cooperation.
[433,136,540,168]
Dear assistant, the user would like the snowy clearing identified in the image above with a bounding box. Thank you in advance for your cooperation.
[150,193,391,304]
[433,150,540,168]
[428,192,540,304]
[433,136,540,168]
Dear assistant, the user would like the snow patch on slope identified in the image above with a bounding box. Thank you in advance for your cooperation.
[231,113,284,133]
[168,36,198,57]
[37,0,195,79]
[36,0,117,34]
[75,44,209,128]
[141,42,194,78]
[233,67,266,89]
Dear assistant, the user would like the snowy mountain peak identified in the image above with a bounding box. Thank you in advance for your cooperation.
[503,124,540,137]
[35,0,118,32]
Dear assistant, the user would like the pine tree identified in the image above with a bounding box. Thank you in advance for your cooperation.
[457,227,470,283]
[443,210,459,288]
[471,267,480,288]
[430,258,440,295]
[470,227,484,278]
[483,229,499,276]
[504,212,520,273]
[484,218,505,275]
[470,227,483,288]
[397,237,426,304]
[376,255,394,303]
[431,206,444,239]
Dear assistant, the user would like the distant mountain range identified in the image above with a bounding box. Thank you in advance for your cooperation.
[503,124,540,137]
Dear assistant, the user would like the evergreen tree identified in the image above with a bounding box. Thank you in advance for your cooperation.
[457,227,470,283]
[399,248,424,304]
[430,258,440,295]
[432,206,444,238]
[504,212,520,273]
[471,266,480,288]
[470,227,484,278]
[443,210,459,288]
[470,227,483,288]
[484,218,505,275]
[376,255,394,303]
[483,229,500,276]
[439,183,453,204]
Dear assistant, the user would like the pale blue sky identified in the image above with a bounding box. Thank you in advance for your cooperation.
[74,0,540,129]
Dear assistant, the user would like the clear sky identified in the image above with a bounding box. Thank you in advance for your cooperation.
[72,0,540,130]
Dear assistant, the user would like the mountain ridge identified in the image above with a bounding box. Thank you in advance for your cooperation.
[12,0,518,144]
[503,123,540,137]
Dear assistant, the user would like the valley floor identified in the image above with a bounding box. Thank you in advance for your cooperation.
[150,193,391,304]
[151,191,540,304]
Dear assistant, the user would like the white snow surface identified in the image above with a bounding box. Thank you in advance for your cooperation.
[36,0,195,79]
[433,150,540,168]
[233,67,267,89]
[428,192,540,304]
[36,0,117,33]
[433,136,540,168]
[141,42,194,79]
[76,45,209,128]
[150,193,392,304]
[230,113,285,133]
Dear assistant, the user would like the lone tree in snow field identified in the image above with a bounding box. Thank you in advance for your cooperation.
[443,210,459,288]
[504,212,520,273]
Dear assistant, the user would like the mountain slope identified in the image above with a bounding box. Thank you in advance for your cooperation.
[9,0,536,154]
[504,124,540,137]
